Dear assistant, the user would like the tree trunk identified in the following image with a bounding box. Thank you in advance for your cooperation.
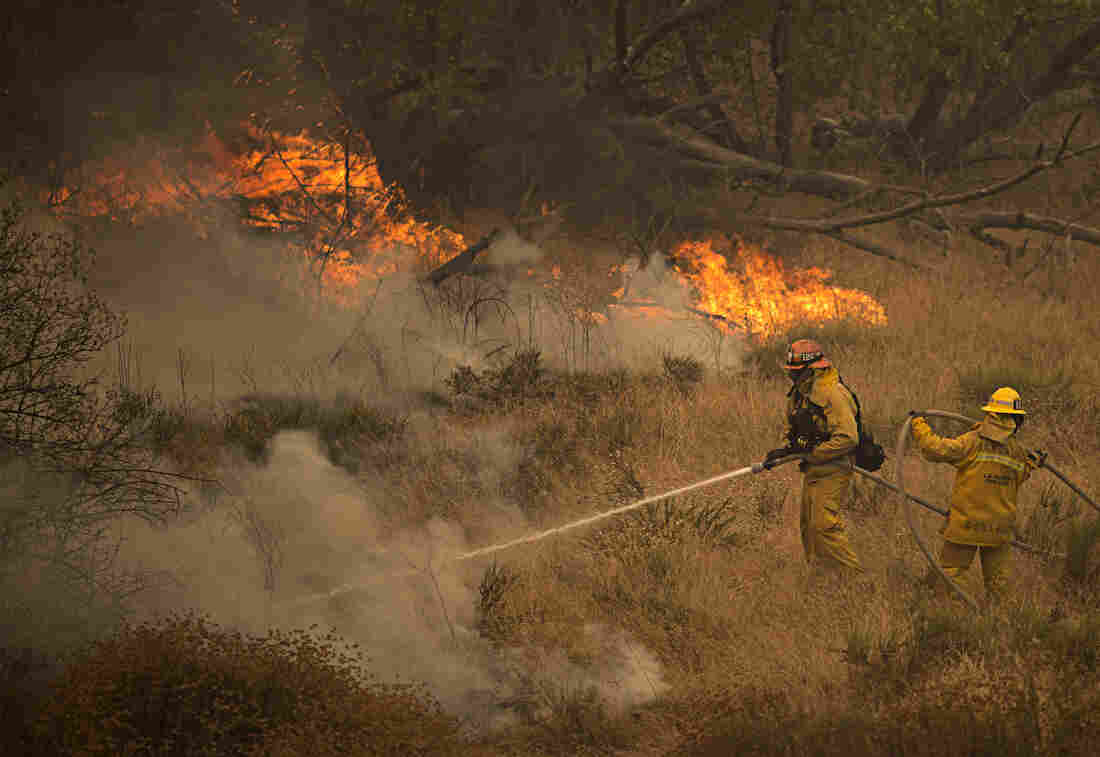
[927,18,1100,171]
[680,25,750,153]
[771,0,794,166]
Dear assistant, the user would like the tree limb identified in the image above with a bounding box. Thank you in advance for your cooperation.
[744,136,1100,235]
[905,69,951,154]
[680,25,750,153]
[611,117,873,199]
[956,211,1100,249]
[421,229,501,286]
[770,0,794,166]
[615,0,628,66]
[621,0,737,76]
[928,18,1100,170]
[820,230,930,271]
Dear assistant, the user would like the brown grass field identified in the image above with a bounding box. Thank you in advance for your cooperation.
[3,123,1100,756]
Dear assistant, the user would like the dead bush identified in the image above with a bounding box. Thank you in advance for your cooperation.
[34,614,465,757]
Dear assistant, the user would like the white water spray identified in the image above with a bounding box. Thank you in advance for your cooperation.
[282,460,784,610]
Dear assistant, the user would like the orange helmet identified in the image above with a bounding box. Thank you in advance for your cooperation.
[784,338,831,371]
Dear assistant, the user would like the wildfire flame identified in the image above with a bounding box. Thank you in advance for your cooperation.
[44,125,465,301]
[43,128,885,337]
[610,236,887,340]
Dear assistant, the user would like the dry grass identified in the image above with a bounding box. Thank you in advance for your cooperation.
[5,210,1100,755]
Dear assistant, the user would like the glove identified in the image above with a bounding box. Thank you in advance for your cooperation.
[763,447,793,469]
[1028,449,1048,468]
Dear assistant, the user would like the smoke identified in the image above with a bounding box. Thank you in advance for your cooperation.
[117,430,667,732]
[11,166,700,725]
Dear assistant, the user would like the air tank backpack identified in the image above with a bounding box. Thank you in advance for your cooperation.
[841,378,886,472]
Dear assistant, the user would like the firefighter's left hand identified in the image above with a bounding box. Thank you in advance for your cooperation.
[763,447,793,469]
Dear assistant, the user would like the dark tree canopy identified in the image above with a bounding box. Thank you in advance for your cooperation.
[6,0,1100,257]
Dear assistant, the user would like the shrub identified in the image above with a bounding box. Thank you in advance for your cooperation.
[0,198,184,652]
[35,614,464,757]
[1064,517,1100,588]
[223,393,405,466]
[476,562,523,643]
[445,348,548,407]
[662,353,704,395]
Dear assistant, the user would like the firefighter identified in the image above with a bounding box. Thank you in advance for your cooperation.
[908,387,1039,600]
[764,339,863,572]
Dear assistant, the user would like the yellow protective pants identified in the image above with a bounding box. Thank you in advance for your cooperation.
[938,540,1012,599]
[800,471,863,572]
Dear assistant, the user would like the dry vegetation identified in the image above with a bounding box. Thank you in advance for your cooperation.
[4,154,1100,757]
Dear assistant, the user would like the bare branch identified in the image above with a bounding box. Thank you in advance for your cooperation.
[956,211,1100,249]
[421,229,502,286]
[745,139,1100,234]
[611,117,873,199]
[820,231,930,271]
[679,26,750,153]
[621,0,737,76]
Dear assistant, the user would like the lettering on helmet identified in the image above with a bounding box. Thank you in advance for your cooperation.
[788,350,822,365]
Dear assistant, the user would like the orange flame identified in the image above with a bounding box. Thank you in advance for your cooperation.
[608,236,886,339]
[673,236,886,338]
[45,125,465,303]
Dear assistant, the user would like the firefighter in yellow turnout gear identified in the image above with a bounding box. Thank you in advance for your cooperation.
[765,339,863,572]
[909,388,1039,599]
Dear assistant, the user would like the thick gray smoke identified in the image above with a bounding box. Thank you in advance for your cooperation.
[16,195,695,726]
[118,430,667,731]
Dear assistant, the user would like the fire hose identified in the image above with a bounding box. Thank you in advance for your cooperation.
[282,426,1086,611]
[281,455,808,609]
[897,410,1099,612]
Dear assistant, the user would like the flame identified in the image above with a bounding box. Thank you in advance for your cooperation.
[44,129,884,335]
[610,236,886,340]
[678,236,886,337]
[45,125,465,303]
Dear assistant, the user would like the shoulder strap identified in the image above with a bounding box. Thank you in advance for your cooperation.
[837,375,864,437]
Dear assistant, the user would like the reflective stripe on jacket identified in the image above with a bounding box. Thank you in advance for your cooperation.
[787,366,859,479]
[910,414,1034,546]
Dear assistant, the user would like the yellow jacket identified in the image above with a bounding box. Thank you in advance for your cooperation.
[910,414,1035,546]
[786,366,859,479]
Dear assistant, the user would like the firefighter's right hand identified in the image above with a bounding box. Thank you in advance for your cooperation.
[763,447,793,469]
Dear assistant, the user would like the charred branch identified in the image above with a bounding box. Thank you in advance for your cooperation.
[422,229,502,286]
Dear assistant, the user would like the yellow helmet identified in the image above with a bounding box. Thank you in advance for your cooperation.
[981,387,1026,415]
